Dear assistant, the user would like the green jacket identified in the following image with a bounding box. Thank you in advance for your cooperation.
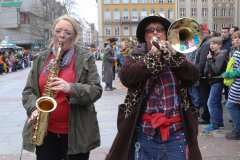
[22,45,103,154]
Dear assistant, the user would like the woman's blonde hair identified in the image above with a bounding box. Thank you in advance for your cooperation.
[49,14,79,48]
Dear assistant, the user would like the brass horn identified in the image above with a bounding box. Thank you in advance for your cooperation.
[36,96,57,113]
[167,18,203,54]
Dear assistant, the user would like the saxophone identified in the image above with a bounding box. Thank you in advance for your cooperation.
[30,43,63,146]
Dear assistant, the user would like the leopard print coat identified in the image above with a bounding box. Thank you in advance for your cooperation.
[121,44,187,118]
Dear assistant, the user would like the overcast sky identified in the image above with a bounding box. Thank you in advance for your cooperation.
[56,0,98,29]
[75,0,98,29]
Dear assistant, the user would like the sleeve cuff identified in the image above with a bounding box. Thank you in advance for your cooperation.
[143,52,163,75]
[163,52,185,68]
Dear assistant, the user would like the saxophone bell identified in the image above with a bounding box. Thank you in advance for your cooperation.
[36,96,57,113]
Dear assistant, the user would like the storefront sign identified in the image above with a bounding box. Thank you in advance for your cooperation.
[0,2,22,7]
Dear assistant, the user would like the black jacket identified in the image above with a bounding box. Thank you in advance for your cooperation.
[204,50,228,84]
[196,36,211,76]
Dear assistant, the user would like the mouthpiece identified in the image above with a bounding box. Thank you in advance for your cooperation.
[152,37,162,50]
[57,42,63,53]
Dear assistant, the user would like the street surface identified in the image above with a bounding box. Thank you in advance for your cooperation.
[0,60,239,160]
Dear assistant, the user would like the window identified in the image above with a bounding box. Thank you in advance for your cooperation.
[159,0,164,3]
[104,10,111,20]
[123,10,129,19]
[191,8,197,17]
[104,0,111,4]
[222,24,226,27]
[132,25,137,36]
[168,9,173,19]
[180,8,186,17]
[202,0,207,2]
[168,0,173,3]
[141,0,147,3]
[191,0,196,2]
[105,27,111,36]
[213,8,218,16]
[213,24,217,31]
[113,0,120,3]
[180,0,185,2]
[132,0,138,3]
[132,9,138,21]
[150,8,155,14]
[158,9,165,17]
[202,8,208,17]
[114,27,120,36]
[141,9,147,19]
[150,0,155,3]
[122,0,129,3]
[213,0,218,2]
[221,8,226,16]
[228,8,234,16]
[123,26,129,36]
[114,10,120,20]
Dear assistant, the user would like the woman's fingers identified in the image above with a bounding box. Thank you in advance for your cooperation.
[27,110,39,124]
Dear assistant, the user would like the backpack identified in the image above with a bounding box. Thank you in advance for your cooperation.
[223,57,235,86]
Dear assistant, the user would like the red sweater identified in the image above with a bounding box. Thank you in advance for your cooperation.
[39,53,76,134]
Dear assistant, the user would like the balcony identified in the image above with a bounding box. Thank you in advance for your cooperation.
[103,19,111,25]
[121,17,131,23]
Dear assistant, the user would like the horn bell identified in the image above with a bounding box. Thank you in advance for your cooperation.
[167,18,203,54]
[36,96,57,113]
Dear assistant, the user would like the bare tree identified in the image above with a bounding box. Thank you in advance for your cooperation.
[57,0,77,15]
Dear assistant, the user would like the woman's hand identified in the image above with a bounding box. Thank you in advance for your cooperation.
[51,77,71,94]
[150,37,162,58]
[151,37,176,57]
[164,41,176,56]
[27,109,39,123]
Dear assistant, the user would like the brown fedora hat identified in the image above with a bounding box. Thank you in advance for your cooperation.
[107,37,118,43]
[136,14,171,43]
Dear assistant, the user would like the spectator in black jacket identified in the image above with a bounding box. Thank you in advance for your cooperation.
[195,24,211,124]
[221,27,232,56]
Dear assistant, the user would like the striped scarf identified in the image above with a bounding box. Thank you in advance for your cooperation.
[43,47,74,76]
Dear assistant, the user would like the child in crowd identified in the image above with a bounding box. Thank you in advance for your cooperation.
[202,37,228,132]
[222,31,240,140]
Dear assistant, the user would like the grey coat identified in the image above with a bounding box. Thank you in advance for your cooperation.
[22,45,103,154]
[102,44,115,83]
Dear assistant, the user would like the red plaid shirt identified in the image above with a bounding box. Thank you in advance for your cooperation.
[140,65,183,136]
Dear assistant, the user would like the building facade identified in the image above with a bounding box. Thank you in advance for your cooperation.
[0,0,98,50]
[98,0,240,48]
[97,0,175,48]
[175,0,240,32]
[0,0,67,50]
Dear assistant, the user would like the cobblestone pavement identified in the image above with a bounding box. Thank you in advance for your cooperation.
[0,61,239,160]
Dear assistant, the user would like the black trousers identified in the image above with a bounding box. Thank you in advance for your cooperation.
[36,132,90,160]
[199,78,211,120]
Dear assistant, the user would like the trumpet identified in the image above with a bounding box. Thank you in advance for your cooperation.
[167,18,203,54]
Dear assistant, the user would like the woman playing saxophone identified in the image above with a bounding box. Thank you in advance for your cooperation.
[22,14,102,160]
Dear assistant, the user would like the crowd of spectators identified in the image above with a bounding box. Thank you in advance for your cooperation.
[186,25,240,140]
[0,49,34,75]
